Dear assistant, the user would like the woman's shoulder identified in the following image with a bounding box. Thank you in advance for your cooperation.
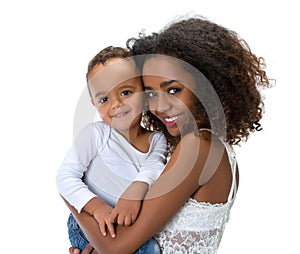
[165,131,213,175]
[187,129,237,204]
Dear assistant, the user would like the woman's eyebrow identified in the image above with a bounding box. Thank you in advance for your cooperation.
[161,79,178,88]
[144,80,178,90]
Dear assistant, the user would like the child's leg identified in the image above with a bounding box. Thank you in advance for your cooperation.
[67,213,89,251]
[135,237,161,254]
[68,213,160,253]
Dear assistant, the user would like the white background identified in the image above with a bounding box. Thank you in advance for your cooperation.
[0,0,299,253]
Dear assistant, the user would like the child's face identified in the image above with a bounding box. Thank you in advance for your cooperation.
[142,56,197,138]
[88,58,144,133]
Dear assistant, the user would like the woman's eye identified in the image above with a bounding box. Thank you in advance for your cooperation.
[99,97,108,103]
[121,90,132,96]
[168,88,181,95]
[145,91,157,99]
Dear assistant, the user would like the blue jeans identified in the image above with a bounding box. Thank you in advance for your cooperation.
[67,213,161,253]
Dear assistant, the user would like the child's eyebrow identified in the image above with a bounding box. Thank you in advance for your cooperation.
[94,91,105,100]
[117,83,137,89]
[94,83,137,99]
[144,79,178,90]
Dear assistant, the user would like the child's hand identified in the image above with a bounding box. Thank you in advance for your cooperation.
[83,197,116,238]
[110,198,141,226]
[93,204,116,238]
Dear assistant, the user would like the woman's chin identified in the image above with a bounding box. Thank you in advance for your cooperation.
[166,126,181,137]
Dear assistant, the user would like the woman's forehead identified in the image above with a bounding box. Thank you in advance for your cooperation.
[142,56,196,89]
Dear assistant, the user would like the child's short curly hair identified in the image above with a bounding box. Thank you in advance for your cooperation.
[127,16,271,146]
[87,46,132,78]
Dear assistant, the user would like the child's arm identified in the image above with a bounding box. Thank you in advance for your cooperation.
[64,132,213,253]
[82,197,116,238]
[110,181,149,226]
[109,133,167,227]
[56,123,100,213]
[133,133,167,186]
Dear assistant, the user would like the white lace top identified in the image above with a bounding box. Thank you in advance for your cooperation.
[154,136,237,254]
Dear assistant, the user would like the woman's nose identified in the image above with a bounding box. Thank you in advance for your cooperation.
[155,92,172,113]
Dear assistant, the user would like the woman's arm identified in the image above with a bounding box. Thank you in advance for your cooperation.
[66,132,222,254]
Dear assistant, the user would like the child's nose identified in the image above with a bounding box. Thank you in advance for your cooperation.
[111,96,124,110]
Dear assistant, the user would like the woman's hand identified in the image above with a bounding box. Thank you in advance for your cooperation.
[69,244,98,254]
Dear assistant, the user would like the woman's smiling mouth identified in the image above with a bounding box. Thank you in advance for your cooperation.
[163,114,183,127]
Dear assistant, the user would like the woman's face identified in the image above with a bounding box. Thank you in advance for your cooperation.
[142,56,198,137]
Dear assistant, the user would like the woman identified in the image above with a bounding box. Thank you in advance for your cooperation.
[68,15,270,253]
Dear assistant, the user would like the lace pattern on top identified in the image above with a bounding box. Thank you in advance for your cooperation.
[154,131,237,254]
[155,199,233,254]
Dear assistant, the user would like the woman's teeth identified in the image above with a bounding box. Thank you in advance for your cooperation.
[165,115,180,122]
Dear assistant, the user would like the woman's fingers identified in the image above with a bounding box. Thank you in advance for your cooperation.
[69,247,81,254]
[82,244,96,254]
[68,244,96,254]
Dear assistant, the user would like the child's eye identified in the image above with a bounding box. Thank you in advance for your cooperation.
[99,96,108,103]
[121,90,132,96]
[168,88,181,95]
[145,91,157,99]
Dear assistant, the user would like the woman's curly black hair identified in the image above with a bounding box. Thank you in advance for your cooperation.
[127,16,271,152]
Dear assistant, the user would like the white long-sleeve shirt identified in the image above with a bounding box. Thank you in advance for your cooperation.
[56,121,167,212]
